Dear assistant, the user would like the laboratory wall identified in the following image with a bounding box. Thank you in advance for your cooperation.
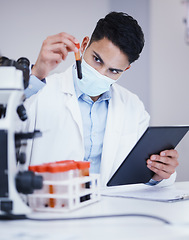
[0,0,188,181]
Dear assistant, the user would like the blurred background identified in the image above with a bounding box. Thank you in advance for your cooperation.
[0,0,189,181]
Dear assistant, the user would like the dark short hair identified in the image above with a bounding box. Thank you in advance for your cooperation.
[89,12,144,64]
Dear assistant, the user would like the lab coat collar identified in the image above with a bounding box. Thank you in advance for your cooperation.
[60,65,84,141]
[60,64,76,95]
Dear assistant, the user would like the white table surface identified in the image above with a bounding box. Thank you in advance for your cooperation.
[1,182,189,240]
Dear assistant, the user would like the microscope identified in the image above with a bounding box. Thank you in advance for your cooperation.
[0,56,43,219]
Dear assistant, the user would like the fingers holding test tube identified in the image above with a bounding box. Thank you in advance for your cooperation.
[32,32,79,80]
[74,43,82,79]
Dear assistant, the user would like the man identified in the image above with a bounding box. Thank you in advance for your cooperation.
[24,12,178,187]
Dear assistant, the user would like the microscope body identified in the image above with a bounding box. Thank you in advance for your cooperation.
[0,59,42,217]
[0,66,30,215]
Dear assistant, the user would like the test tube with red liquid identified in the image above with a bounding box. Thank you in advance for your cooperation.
[74,43,82,79]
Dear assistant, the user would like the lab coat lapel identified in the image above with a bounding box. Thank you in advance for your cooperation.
[66,94,83,138]
[61,66,84,139]
[100,87,125,186]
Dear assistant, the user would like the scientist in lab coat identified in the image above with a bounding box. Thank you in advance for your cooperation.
[24,12,179,187]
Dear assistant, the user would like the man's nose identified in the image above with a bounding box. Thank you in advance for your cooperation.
[96,66,107,76]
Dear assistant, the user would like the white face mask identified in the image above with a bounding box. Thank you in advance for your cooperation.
[77,59,117,97]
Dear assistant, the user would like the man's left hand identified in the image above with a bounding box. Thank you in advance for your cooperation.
[146,149,179,181]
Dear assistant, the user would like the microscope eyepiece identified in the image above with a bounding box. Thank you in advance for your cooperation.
[17,57,30,70]
[0,56,9,66]
[0,56,30,89]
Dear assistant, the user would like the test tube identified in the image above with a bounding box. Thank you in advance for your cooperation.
[74,43,82,79]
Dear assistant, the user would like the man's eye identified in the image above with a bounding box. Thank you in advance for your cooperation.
[94,56,101,63]
[110,69,119,74]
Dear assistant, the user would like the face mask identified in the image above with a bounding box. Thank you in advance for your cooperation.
[76,59,117,97]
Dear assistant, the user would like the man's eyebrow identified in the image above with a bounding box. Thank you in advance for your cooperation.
[93,51,124,73]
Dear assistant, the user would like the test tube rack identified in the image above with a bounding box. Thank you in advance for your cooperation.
[28,173,100,213]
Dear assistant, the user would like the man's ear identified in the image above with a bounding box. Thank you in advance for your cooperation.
[124,65,131,71]
[81,36,90,54]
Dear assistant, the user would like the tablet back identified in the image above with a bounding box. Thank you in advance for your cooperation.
[107,126,189,186]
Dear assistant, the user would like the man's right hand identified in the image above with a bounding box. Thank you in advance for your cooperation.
[31,32,79,80]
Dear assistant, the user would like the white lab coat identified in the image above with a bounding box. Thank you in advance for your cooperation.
[24,65,176,187]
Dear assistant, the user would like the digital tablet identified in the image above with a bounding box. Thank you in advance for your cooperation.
[107,126,189,187]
